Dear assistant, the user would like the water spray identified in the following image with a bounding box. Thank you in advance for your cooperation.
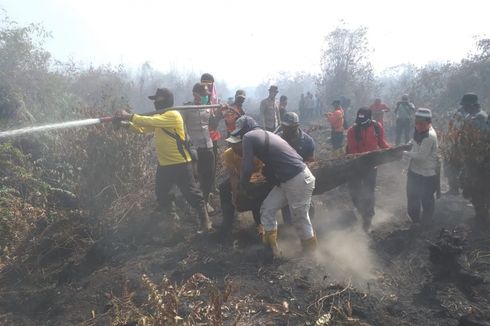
[0,104,223,139]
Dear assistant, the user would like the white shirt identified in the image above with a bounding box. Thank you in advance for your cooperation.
[405,127,438,176]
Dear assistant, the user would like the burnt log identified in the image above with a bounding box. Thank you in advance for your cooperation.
[311,145,411,195]
[234,145,410,211]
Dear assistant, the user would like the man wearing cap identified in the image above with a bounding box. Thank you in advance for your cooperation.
[403,108,439,223]
[346,108,391,232]
[232,115,317,258]
[222,89,246,136]
[279,112,315,163]
[278,112,316,225]
[394,94,416,145]
[218,135,267,236]
[326,100,347,150]
[115,88,211,232]
[260,86,280,132]
[181,83,215,209]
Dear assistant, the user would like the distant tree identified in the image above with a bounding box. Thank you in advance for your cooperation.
[318,25,375,110]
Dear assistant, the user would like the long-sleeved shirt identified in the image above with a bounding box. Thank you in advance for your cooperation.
[181,109,213,149]
[405,127,438,176]
[260,97,279,130]
[368,102,390,126]
[346,122,390,154]
[326,108,345,132]
[129,111,191,166]
[241,129,305,185]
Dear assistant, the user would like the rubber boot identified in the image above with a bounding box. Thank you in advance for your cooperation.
[264,230,280,257]
[301,235,317,253]
[198,204,212,233]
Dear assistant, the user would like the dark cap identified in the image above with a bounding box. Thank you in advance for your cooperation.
[200,73,214,83]
[460,93,479,106]
[148,88,173,101]
[331,100,341,107]
[230,115,259,137]
[235,89,246,98]
[268,85,278,93]
[279,95,288,102]
[281,112,299,126]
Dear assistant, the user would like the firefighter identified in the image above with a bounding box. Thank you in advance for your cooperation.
[403,108,439,223]
[277,112,316,224]
[346,108,391,232]
[115,88,211,233]
[218,135,269,237]
[232,116,317,258]
[394,94,416,145]
[326,100,347,150]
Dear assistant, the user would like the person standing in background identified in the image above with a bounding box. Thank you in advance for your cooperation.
[278,95,288,123]
[394,94,416,145]
[369,98,390,127]
[326,100,346,150]
[260,85,279,132]
[182,83,216,213]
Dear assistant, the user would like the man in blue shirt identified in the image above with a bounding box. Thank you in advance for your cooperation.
[277,112,316,224]
[232,116,317,258]
[278,112,315,162]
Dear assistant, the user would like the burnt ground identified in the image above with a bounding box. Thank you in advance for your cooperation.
[0,160,489,326]
[0,125,489,326]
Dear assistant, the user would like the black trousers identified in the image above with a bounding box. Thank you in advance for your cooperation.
[348,168,377,227]
[406,170,437,222]
[156,163,205,215]
[197,147,216,202]
[331,131,345,150]
[219,178,261,230]
[396,119,411,145]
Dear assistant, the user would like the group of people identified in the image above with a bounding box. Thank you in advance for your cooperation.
[114,74,489,259]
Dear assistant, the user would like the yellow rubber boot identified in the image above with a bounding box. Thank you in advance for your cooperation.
[301,235,317,253]
[264,230,280,257]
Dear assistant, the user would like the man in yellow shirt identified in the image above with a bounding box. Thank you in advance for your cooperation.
[218,135,269,237]
[116,88,211,232]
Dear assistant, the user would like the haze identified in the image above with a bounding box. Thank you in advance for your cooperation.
[2,0,489,87]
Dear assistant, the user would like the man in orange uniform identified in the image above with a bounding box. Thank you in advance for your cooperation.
[326,100,346,150]
[368,98,390,127]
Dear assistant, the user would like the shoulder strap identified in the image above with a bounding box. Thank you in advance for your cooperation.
[263,130,270,159]
[160,128,190,162]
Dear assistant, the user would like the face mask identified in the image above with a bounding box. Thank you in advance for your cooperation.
[283,126,298,139]
[201,95,209,105]
[154,101,165,110]
[415,122,429,133]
